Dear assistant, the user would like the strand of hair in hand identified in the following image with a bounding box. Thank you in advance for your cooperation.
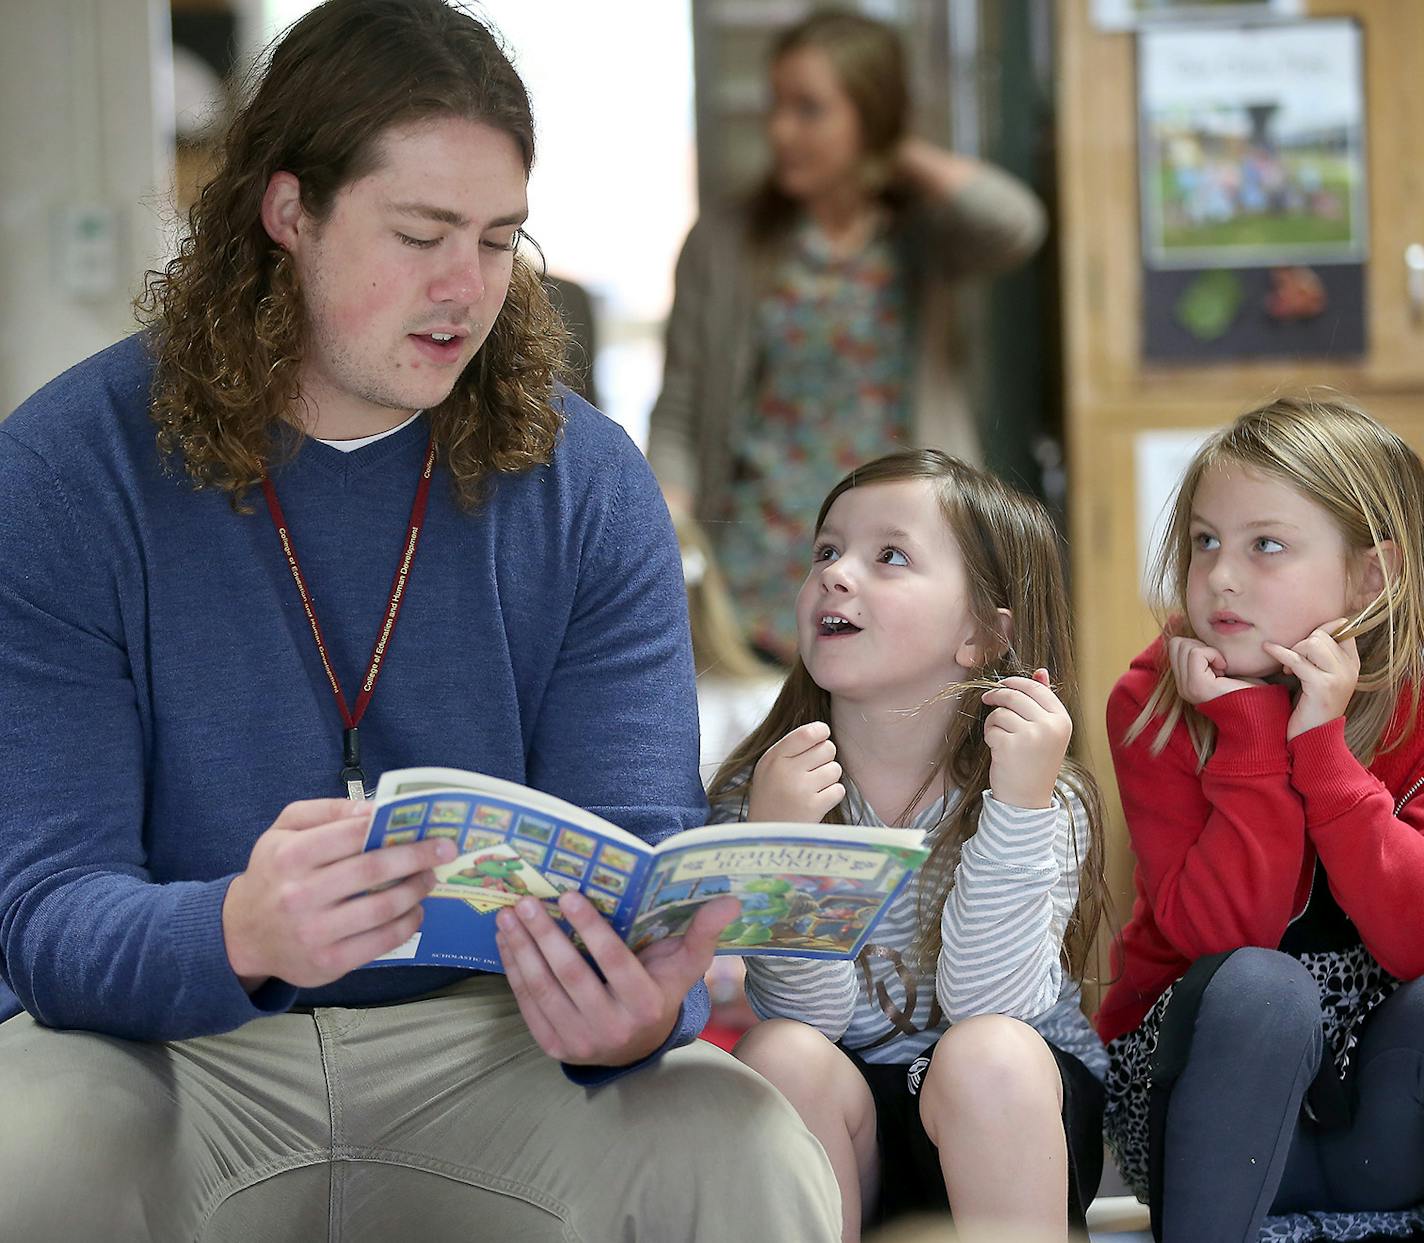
[893,666,1061,719]
[1331,594,1393,643]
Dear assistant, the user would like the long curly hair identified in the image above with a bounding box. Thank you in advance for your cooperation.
[708,450,1108,981]
[135,0,571,509]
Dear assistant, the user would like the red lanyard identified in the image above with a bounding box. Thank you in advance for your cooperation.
[261,434,437,798]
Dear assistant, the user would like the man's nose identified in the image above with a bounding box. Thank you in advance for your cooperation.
[430,248,484,306]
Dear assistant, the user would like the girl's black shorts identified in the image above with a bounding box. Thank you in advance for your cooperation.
[844,1036,1104,1230]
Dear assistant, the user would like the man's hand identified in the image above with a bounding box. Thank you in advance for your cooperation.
[222,798,457,991]
[747,722,844,823]
[1264,619,1359,741]
[1167,635,1261,705]
[496,890,741,1067]
[981,670,1072,809]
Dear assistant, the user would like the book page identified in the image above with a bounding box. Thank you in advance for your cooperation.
[362,767,660,969]
[373,766,649,849]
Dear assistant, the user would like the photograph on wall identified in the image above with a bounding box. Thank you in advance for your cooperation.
[1095,0,1300,31]
[1137,19,1368,362]
[1139,20,1365,270]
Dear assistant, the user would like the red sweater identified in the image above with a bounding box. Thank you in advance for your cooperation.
[1095,638,1424,1044]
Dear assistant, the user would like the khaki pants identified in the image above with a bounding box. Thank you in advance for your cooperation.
[0,976,840,1241]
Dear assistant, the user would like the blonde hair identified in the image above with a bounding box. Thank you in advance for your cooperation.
[675,512,775,681]
[708,450,1107,978]
[1129,393,1424,766]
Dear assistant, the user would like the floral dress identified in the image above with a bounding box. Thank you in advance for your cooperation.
[712,219,913,664]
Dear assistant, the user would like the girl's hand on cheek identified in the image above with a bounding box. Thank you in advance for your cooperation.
[982,669,1071,810]
[1167,636,1261,704]
[1263,619,1358,741]
[747,721,846,823]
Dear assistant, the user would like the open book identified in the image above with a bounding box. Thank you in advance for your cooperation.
[363,767,929,972]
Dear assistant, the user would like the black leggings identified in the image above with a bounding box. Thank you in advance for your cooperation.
[1157,947,1424,1243]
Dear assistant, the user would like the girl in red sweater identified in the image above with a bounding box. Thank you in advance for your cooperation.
[1098,396,1424,1243]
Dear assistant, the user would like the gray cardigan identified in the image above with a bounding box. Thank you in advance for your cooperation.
[646,166,1046,524]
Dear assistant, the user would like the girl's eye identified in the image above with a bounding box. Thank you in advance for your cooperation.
[1192,532,1219,552]
[878,547,909,567]
[396,232,438,249]
[1254,537,1285,554]
[813,545,839,563]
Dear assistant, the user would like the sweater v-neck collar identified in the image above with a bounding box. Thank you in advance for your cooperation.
[287,410,431,483]
[315,409,422,454]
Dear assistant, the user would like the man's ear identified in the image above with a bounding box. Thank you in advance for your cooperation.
[1353,539,1401,609]
[260,171,304,250]
[955,607,1013,671]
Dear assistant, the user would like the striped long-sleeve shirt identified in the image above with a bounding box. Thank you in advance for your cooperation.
[726,780,1107,1077]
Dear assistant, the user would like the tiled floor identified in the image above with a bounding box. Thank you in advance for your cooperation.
[1086,1194,1150,1241]
[1088,1219,1152,1243]
[1087,1144,1151,1241]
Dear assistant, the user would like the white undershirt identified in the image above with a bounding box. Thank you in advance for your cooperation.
[315,410,422,453]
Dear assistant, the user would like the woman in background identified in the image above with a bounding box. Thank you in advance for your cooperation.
[647,9,1044,664]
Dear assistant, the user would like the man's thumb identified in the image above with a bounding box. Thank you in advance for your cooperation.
[679,895,741,962]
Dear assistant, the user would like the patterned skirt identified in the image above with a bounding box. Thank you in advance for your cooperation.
[1103,945,1424,1243]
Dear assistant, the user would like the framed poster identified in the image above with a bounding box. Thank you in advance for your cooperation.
[1139,20,1365,270]
[1137,19,1368,361]
[1095,0,1301,32]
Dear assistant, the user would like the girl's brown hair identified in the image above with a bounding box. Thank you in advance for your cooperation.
[748,9,911,249]
[135,0,571,509]
[1129,393,1424,767]
[708,449,1108,978]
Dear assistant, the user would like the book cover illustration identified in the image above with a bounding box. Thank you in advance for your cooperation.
[362,768,927,972]
[626,838,927,958]
[430,843,560,914]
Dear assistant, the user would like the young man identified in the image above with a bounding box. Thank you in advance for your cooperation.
[0,2,840,1238]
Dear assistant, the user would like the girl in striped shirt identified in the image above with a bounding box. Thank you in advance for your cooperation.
[707,449,1108,1243]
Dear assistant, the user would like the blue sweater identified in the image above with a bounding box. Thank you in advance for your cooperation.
[0,335,709,1068]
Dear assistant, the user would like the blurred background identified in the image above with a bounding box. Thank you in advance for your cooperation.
[5,0,1424,1026]
[0,0,1055,482]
